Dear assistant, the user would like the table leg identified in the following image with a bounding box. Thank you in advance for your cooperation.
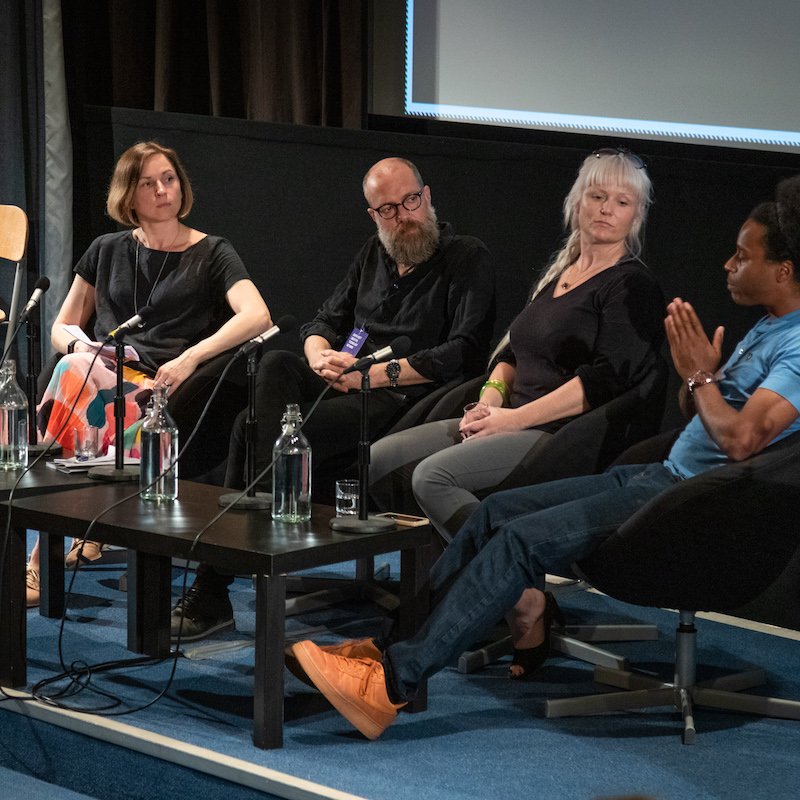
[355,556,374,581]
[127,550,171,657]
[0,524,27,687]
[253,572,286,749]
[39,532,65,619]
[399,534,433,712]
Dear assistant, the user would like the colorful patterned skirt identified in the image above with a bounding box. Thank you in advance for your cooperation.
[37,353,155,458]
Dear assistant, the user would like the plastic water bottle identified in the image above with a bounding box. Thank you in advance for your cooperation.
[139,385,179,501]
[0,359,28,470]
[271,403,312,523]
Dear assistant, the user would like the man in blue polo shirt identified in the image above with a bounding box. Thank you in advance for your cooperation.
[290,175,800,741]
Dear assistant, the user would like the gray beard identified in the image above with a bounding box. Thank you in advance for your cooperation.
[378,208,440,267]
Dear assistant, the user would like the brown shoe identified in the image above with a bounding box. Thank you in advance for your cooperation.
[291,640,405,740]
[64,538,105,568]
[285,637,381,687]
[26,565,40,608]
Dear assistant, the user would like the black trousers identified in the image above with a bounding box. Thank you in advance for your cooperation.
[196,351,408,594]
[224,350,408,490]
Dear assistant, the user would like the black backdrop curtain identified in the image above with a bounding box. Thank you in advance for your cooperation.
[60,0,366,127]
[61,0,366,262]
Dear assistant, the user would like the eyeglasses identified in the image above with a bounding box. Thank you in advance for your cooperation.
[370,190,424,220]
[591,148,646,169]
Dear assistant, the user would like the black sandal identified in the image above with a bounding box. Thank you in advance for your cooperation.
[509,591,565,680]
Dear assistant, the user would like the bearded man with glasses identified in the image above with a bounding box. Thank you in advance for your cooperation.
[171,156,496,642]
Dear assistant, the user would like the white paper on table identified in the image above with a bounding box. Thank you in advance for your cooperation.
[47,452,141,473]
[61,324,140,361]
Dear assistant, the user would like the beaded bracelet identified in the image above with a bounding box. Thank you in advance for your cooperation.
[479,378,510,406]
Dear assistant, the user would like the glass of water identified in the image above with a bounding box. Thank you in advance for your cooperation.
[335,479,360,517]
[73,424,99,461]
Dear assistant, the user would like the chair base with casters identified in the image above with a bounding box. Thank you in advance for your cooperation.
[543,609,800,744]
[459,578,658,673]
[547,428,800,743]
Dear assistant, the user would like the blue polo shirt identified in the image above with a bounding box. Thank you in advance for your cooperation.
[665,309,800,479]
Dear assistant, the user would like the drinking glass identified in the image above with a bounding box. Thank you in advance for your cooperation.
[335,479,360,516]
[73,425,99,461]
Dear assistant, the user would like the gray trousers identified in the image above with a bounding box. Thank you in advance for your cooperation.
[370,418,550,540]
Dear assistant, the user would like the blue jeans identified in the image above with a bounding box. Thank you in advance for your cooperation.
[383,463,681,701]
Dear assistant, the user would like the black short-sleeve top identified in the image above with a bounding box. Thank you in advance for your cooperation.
[75,231,251,372]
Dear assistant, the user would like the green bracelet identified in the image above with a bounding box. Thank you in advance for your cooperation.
[480,379,510,406]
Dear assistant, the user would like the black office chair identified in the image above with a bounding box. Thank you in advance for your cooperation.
[545,428,800,743]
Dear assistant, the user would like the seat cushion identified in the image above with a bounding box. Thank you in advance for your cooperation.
[578,430,800,612]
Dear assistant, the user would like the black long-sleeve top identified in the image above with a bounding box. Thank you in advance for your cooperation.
[494,256,664,431]
[300,222,496,395]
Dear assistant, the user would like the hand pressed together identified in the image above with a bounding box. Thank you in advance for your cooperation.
[664,297,724,381]
[459,405,525,439]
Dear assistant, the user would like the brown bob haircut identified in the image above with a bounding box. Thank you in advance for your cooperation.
[106,141,194,227]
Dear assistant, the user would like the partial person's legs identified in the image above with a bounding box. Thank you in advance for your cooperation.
[369,419,463,516]
[385,463,679,700]
[26,538,40,607]
[411,429,552,541]
[225,349,407,491]
[225,350,327,489]
[171,563,235,642]
[292,463,680,738]
[194,354,406,642]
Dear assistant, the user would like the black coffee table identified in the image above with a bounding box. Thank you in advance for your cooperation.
[0,480,434,748]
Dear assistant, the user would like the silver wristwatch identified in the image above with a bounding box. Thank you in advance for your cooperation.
[385,359,401,389]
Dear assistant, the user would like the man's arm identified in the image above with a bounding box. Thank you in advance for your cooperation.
[690,384,798,461]
[665,297,799,461]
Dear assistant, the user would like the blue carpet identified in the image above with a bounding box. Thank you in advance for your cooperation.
[7,552,800,800]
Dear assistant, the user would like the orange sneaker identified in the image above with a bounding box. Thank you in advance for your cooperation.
[285,637,381,687]
[291,640,406,740]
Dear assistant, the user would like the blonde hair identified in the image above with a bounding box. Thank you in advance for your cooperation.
[490,150,653,362]
[106,141,194,227]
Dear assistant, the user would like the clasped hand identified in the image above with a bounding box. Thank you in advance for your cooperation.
[459,402,522,439]
[310,349,361,392]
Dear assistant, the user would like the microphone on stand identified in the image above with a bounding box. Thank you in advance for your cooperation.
[17,276,50,326]
[104,306,154,342]
[0,276,52,369]
[341,336,411,375]
[234,314,297,358]
[330,335,414,534]
[218,314,296,510]
[89,306,156,482]
[20,277,52,454]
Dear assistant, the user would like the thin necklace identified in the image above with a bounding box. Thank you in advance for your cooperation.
[560,258,620,290]
[134,240,172,314]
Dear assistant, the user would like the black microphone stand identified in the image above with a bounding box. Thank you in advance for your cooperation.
[218,348,271,509]
[89,337,139,482]
[25,313,58,455]
[329,365,394,533]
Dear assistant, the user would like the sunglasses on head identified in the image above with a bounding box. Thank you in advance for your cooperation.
[591,147,646,169]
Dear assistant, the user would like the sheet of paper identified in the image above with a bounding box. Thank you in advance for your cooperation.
[47,452,140,473]
[61,324,140,361]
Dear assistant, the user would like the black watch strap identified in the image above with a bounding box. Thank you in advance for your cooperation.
[67,339,79,354]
